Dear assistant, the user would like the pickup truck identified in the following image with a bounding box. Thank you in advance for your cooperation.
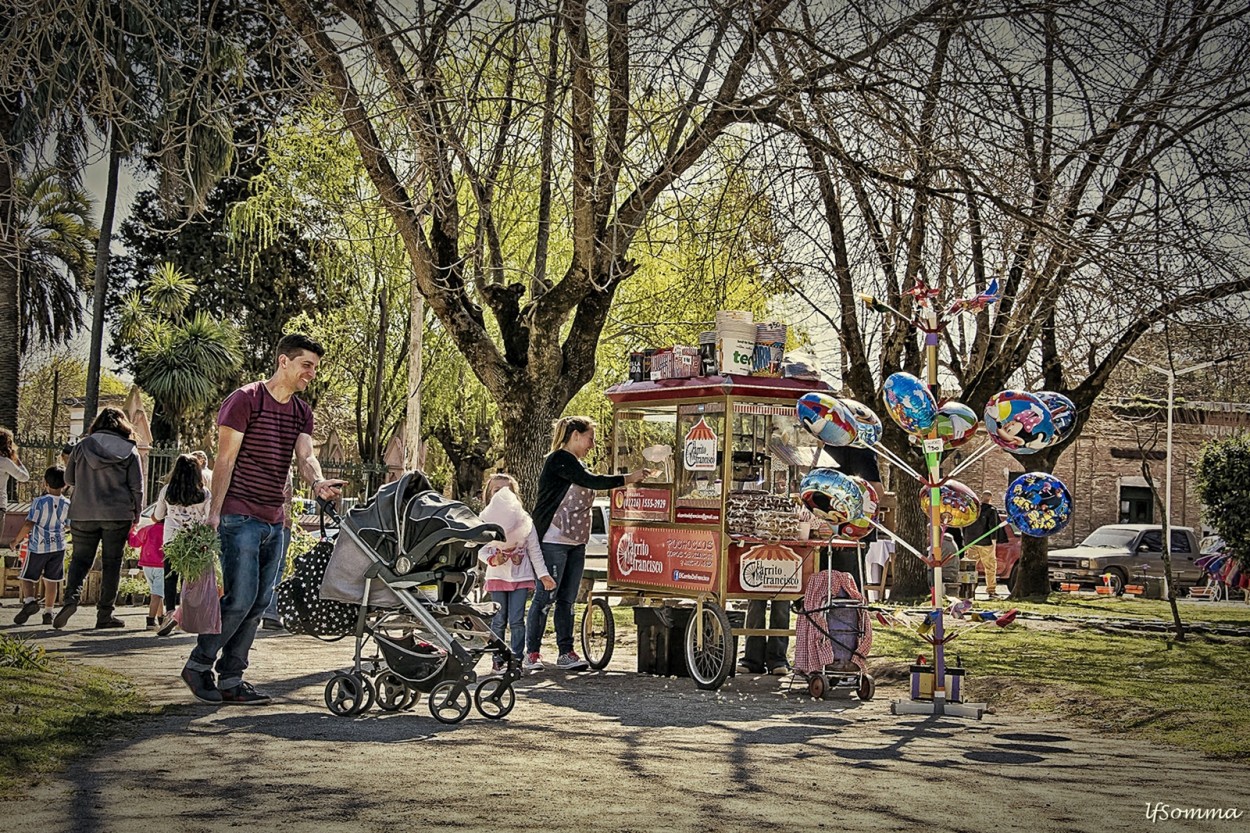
[1047,524,1202,595]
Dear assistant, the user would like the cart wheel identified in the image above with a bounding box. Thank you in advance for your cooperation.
[684,601,733,691]
[352,673,376,714]
[428,680,472,724]
[857,673,876,702]
[374,672,409,712]
[473,678,516,720]
[324,673,363,716]
[807,673,828,700]
[580,597,615,670]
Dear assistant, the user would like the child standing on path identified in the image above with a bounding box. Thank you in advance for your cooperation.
[12,466,70,626]
[154,455,212,637]
[128,519,168,630]
[477,474,556,674]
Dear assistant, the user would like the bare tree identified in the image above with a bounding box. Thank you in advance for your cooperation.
[262,0,951,499]
[762,0,1250,597]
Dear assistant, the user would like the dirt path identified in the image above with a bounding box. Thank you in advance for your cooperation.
[4,607,1248,833]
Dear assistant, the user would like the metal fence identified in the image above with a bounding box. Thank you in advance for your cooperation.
[8,437,389,508]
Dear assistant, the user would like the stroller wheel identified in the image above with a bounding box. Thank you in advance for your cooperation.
[474,678,516,720]
[325,673,365,716]
[375,672,411,712]
[354,674,376,714]
[807,673,828,700]
[428,680,472,724]
[857,673,876,702]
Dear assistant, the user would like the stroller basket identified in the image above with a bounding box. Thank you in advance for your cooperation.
[374,632,448,684]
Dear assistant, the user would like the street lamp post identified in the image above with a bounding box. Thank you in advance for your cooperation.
[1124,354,1232,588]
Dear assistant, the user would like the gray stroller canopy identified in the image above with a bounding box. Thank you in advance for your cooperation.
[342,471,503,571]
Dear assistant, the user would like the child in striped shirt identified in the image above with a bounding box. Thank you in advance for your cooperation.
[12,466,71,626]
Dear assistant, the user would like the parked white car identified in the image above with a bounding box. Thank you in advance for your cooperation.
[586,498,610,558]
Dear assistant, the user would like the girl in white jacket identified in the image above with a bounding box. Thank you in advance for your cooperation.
[478,474,556,673]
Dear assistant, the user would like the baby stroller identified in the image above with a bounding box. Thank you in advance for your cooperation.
[792,569,875,701]
[315,472,517,724]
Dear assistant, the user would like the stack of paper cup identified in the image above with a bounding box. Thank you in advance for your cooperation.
[753,322,787,377]
[715,311,755,376]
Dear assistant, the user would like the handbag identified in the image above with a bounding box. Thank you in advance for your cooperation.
[275,537,360,638]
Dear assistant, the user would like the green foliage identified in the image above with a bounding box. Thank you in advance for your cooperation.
[283,525,318,580]
[0,634,48,671]
[115,575,150,599]
[163,522,221,581]
[1196,435,1250,568]
[17,351,128,439]
[117,263,243,442]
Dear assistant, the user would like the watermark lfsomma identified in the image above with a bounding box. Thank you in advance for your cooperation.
[1146,803,1243,823]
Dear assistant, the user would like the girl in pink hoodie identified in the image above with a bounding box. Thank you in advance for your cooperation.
[478,474,556,673]
[128,519,167,630]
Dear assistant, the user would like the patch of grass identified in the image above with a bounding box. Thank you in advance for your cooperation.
[0,639,154,798]
[871,623,1250,759]
[1008,593,1250,625]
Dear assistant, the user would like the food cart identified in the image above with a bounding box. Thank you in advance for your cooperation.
[578,374,860,690]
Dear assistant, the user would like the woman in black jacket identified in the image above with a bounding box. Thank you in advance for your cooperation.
[523,416,646,672]
[55,407,144,630]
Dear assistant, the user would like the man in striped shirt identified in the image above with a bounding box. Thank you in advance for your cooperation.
[180,334,345,706]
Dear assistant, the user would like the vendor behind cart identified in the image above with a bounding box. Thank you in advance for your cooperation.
[525,416,648,672]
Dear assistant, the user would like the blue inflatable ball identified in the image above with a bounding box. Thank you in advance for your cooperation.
[1005,472,1073,537]
[882,372,938,435]
[796,392,859,447]
[799,468,865,525]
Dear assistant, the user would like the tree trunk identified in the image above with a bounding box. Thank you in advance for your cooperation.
[0,105,19,433]
[1011,446,1061,598]
[83,129,123,427]
[892,483,932,600]
[499,393,564,509]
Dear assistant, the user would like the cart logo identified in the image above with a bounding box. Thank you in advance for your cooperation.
[740,544,803,592]
[683,417,718,471]
[616,532,664,577]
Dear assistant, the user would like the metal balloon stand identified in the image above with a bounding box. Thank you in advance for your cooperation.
[868,293,987,719]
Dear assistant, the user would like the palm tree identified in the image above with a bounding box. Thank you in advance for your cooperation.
[14,168,95,353]
[125,263,242,443]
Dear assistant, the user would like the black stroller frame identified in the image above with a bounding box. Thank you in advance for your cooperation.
[790,572,876,702]
[319,473,522,724]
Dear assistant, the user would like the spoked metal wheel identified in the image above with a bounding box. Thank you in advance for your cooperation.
[324,673,365,716]
[428,680,472,724]
[684,601,733,691]
[374,671,413,712]
[580,597,615,670]
[473,678,516,720]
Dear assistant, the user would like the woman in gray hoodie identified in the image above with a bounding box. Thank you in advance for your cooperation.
[55,407,145,630]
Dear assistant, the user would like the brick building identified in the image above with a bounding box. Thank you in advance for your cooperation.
[944,400,1250,548]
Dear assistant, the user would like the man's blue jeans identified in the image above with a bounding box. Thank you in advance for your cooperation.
[262,526,292,622]
[525,542,584,656]
[186,514,284,689]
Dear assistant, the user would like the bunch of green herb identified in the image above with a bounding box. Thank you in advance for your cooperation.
[162,522,220,581]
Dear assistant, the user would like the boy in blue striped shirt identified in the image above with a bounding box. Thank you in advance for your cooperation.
[12,466,71,626]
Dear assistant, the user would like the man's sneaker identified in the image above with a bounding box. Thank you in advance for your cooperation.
[769,662,792,676]
[94,616,125,629]
[219,682,272,705]
[52,599,78,629]
[556,651,589,671]
[41,611,53,626]
[522,652,545,672]
[12,599,40,625]
[490,658,506,676]
[180,667,223,704]
[156,614,178,637]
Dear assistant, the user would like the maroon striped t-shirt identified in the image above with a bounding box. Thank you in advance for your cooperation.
[218,381,314,524]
